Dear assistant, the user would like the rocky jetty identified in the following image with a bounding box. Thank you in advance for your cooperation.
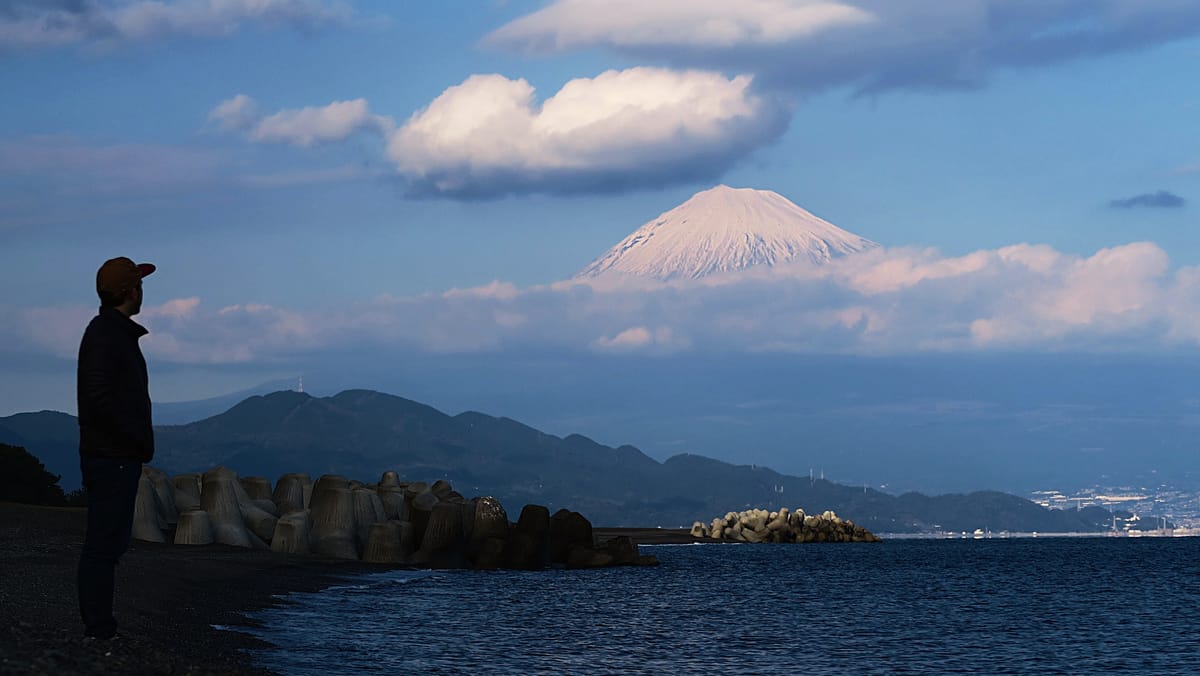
[131,465,657,570]
[691,507,881,543]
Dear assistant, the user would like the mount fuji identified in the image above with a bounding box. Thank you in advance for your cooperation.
[575,185,878,281]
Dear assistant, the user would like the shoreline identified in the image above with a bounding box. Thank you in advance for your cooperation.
[0,504,699,675]
[0,502,399,675]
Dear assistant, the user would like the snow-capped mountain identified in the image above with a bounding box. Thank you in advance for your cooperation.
[575,185,878,281]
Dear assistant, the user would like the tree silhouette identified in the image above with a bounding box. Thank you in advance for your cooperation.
[0,443,67,505]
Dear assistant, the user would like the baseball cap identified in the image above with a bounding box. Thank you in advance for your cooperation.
[96,257,156,298]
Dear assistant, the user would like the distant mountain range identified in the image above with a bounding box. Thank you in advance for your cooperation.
[575,184,878,280]
[0,389,1114,532]
[152,378,299,425]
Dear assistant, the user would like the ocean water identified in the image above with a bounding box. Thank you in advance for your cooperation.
[243,538,1200,674]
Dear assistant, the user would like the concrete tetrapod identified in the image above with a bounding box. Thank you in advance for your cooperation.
[308,483,358,560]
[174,508,215,545]
[200,467,261,549]
[312,475,350,499]
[300,475,314,509]
[408,489,438,546]
[395,520,417,561]
[604,536,639,565]
[413,501,465,568]
[351,487,387,552]
[377,471,406,519]
[466,496,509,569]
[458,498,476,542]
[430,479,454,500]
[131,472,166,543]
[172,474,202,512]
[377,486,406,521]
[566,547,614,569]
[471,497,509,542]
[363,521,405,563]
[271,510,312,555]
[548,509,593,565]
[225,472,279,543]
[251,499,280,517]
[402,482,427,520]
[504,504,550,570]
[271,473,309,514]
[144,466,178,526]
[240,476,272,501]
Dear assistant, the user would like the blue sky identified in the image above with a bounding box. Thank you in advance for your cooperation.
[2,1,1199,418]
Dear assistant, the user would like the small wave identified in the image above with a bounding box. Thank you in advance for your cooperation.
[324,570,436,592]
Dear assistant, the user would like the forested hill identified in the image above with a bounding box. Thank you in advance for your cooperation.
[2,390,1113,532]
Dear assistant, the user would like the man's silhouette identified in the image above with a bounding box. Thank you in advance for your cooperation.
[76,257,156,640]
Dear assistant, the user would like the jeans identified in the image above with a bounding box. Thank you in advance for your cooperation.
[77,455,141,638]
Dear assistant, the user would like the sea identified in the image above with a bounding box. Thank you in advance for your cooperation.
[240,537,1200,674]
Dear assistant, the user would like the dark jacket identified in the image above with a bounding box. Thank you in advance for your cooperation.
[77,307,154,462]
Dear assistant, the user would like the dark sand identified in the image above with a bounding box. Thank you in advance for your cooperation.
[0,502,395,675]
[0,503,700,675]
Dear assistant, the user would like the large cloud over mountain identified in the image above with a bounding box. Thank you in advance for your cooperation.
[8,241,1199,365]
[486,0,1200,94]
[386,68,788,198]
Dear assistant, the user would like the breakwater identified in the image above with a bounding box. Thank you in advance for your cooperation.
[132,466,657,569]
[691,507,880,543]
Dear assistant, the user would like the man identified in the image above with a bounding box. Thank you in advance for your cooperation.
[76,256,156,640]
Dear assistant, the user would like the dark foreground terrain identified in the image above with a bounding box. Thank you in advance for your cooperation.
[0,502,696,675]
[0,502,396,675]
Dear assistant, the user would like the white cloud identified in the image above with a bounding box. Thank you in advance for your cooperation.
[968,242,1171,346]
[8,304,94,359]
[252,99,393,146]
[486,0,1200,94]
[209,94,259,131]
[209,95,393,147]
[592,326,688,353]
[0,0,351,51]
[387,67,787,197]
[486,0,875,51]
[11,241,1200,365]
[442,281,521,301]
[143,297,201,320]
[147,300,316,363]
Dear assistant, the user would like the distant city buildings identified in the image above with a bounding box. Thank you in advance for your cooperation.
[1029,484,1200,532]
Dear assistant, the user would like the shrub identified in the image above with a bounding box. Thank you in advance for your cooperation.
[0,443,67,506]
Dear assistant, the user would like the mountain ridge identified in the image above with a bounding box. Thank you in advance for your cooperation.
[1,389,1114,532]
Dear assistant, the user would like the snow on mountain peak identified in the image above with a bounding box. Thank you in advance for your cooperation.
[575,184,878,281]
